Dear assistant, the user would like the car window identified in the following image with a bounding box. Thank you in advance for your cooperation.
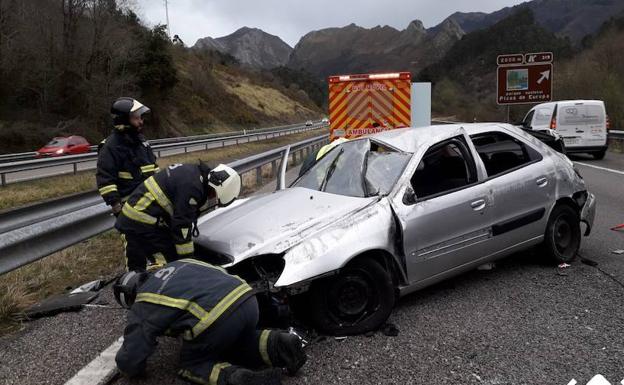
[470,132,541,177]
[410,136,477,199]
[534,107,554,125]
[45,138,68,147]
[522,110,534,127]
[293,139,411,197]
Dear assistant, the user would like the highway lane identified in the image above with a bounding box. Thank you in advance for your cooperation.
[0,127,314,185]
[0,152,623,385]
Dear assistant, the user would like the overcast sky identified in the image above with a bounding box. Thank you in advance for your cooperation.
[134,0,529,47]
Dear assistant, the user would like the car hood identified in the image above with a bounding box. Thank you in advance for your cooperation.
[195,187,378,265]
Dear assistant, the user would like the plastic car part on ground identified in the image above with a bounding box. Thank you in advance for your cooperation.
[25,292,99,319]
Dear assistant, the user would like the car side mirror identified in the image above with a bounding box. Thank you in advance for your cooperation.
[403,186,417,205]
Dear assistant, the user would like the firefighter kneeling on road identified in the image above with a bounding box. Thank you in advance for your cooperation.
[113,259,307,385]
[115,161,237,271]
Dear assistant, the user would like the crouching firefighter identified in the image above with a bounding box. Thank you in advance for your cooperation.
[115,162,240,271]
[113,259,307,385]
[97,97,158,216]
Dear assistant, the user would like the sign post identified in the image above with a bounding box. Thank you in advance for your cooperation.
[496,52,553,106]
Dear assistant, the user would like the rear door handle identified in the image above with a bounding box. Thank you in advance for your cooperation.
[536,177,548,187]
[470,199,486,211]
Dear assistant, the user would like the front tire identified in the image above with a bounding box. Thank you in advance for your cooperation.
[309,258,395,335]
[542,204,581,264]
[591,150,606,160]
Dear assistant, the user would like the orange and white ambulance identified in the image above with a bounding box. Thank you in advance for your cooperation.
[328,72,412,141]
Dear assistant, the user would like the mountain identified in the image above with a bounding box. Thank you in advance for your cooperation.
[447,0,624,42]
[195,27,293,69]
[287,19,463,79]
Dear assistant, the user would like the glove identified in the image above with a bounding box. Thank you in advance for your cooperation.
[111,202,122,216]
[208,170,230,186]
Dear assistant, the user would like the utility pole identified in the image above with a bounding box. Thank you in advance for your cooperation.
[164,0,171,38]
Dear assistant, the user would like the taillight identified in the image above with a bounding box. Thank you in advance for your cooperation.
[550,115,557,130]
[606,115,611,131]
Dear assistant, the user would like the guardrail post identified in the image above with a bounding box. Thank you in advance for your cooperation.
[256,166,262,186]
[1,173,5,187]
[222,140,225,148]
[271,160,277,177]
[73,163,78,175]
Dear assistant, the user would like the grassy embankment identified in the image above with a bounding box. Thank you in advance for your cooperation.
[0,128,323,334]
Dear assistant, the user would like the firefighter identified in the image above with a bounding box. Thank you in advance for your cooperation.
[96,97,158,216]
[115,161,239,272]
[113,260,307,385]
[298,137,349,177]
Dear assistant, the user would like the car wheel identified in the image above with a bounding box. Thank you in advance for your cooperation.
[591,150,606,160]
[542,204,581,264]
[309,258,395,335]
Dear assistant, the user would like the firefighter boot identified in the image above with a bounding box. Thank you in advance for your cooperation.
[225,367,281,385]
[269,332,307,376]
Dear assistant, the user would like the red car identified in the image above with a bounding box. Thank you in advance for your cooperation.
[36,136,91,157]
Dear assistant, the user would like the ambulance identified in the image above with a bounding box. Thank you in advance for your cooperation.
[328,72,412,141]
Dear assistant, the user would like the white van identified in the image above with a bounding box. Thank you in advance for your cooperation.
[521,100,609,159]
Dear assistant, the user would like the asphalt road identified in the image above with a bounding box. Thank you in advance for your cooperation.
[1,152,623,385]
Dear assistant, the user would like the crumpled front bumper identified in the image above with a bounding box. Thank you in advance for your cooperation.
[581,192,596,236]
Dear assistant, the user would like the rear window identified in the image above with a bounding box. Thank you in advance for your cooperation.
[534,107,554,125]
[45,138,68,147]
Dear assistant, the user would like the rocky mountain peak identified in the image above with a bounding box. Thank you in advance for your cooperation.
[194,27,293,69]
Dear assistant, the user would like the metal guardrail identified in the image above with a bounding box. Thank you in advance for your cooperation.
[0,122,324,186]
[0,123,309,164]
[0,134,328,275]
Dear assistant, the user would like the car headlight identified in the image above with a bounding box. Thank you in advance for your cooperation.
[55,149,64,154]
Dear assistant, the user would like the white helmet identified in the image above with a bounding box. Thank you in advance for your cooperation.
[208,164,241,207]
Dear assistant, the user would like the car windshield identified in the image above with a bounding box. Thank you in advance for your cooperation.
[44,138,68,147]
[293,139,411,198]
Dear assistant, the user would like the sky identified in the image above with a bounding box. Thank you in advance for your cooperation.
[134,0,529,47]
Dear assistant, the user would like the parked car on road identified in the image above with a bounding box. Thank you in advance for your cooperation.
[520,100,609,159]
[305,120,313,126]
[36,136,91,157]
[196,123,596,335]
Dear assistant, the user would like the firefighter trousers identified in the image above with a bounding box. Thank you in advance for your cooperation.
[120,227,177,272]
[177,296,275,385]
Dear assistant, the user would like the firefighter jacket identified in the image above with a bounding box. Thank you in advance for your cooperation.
[96,130,158,205]
[115,258,254,377]
[116,163,208,258]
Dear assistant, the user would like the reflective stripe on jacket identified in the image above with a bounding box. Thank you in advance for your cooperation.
[115,164,208,257]
[96,130,158,205]
[115,259,254,377]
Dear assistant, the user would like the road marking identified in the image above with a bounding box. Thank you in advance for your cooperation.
[575,162,624,176]
[64,337,123,385]
[567,380,577,385]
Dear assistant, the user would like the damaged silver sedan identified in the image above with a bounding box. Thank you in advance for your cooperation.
[195,123,596,335]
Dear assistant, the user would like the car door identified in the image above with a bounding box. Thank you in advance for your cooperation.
[471,130,555,250]
[398,135,493,284]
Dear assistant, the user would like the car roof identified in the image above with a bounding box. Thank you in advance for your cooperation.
[366,123,505,153]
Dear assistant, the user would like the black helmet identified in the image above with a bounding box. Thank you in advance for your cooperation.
[113,270,149,309]
[111,97,150,130]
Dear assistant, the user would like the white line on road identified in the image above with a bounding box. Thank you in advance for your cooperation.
[575,162,624,176]
[64,337,123,385]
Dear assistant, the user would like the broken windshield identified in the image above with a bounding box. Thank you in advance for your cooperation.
[293,139,411,198]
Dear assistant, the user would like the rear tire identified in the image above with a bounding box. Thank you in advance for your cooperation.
[541,204,581,264]
[309,258,395,335]
[591,150,606,160]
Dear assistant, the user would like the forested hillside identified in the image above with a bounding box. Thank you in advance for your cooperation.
[419,8,624,127]
[0,0,322,153]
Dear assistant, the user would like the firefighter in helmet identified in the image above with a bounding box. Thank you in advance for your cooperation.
[115,161,240,272]
[96,97,158,217]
